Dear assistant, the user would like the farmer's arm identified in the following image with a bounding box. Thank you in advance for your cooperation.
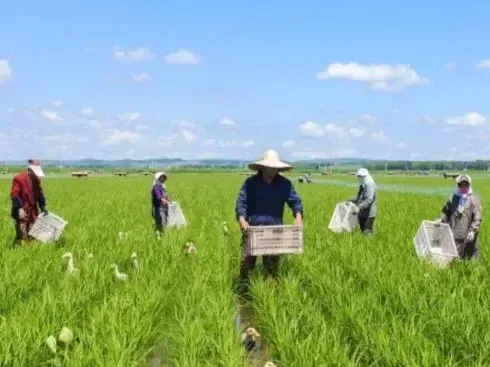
[357,184,375,210]
[235,180,248,221]
[469,197,483,233]
[286,181,303,219]
[38,186,47,212]
[440,196,452,223]
[10,177,23,213]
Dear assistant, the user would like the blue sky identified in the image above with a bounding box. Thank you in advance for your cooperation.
[1,1,490,161]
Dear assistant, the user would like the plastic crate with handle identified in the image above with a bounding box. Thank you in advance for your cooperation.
[328,202,359,233]
[413,220,459,266]
[167,201,188,228]
[28,212,68,244]
[244,224,303,256]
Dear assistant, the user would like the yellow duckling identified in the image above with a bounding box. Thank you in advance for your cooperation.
[111,264,129,281]
[184,241,197,255]
[264,362,278,367]
[131,252,140,271]
[61,252,79,274]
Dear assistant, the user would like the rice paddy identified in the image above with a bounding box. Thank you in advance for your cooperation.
[1,172,489,366]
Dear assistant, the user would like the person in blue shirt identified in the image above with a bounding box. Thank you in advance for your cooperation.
[151,172,171,239]
[235,149,304,283]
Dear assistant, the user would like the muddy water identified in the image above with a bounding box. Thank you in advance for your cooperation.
[235,299,272,366]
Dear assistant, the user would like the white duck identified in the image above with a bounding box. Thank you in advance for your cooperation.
[184,241,197,255]
[61,252,79,274]
[264,362,278,367]
[240,326,261,351]
[111,264,128,281]
[131,252,140,271]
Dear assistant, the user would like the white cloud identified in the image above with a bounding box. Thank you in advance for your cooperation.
[41,110,63,122]
[52,100,63,107]
[180,129,197,143]
[240,140,255,148]
[172,120,197,129]
[282,140,295,148]
[164,49,202,65]
[0,60,13,83]
[101,129,142,145]
[114,46,154,62]
[370,130,389,141]
[476,59,490,69]
[118,112,141,121]
[445,112,486,126]
[298,121,324,137]
[291,148,355,160]
[316,62,428,91]
[81,107,94,116]
[202,139,237,148]
[219,118,237,126]
[395,142,406,149]
[349,127,365,137]
[136,124,149,130]
[360,114,377,122]
[130,72,150,83]
[87,119,101,128]
[324,123,347,138]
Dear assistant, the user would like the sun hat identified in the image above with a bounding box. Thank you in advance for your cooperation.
[27,159,45,178]
[154,171,167,180]
[248,149,292,172]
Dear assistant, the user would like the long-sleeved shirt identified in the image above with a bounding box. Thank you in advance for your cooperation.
[235,173,304,226]
[349,181,377,218]
[440,193,482,241]
[10,171,46,220]
[151,184,169,209]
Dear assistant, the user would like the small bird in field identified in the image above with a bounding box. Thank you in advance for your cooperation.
[222,221,229,235]
[264,362,278,367]
[184,241,197,255]
[111,264,128,281]
[240,326,261,351]
[61,252,79,274]
[131,252,140,271]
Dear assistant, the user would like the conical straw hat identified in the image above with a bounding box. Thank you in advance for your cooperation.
[248,149,292,172]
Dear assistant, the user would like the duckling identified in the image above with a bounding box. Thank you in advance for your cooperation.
[61,252,79,274]
[57,326,74,345]
[222,221,229,235]
[184,241,197,255]
[240,326,261,351]
[84,247,93,259]
[264,362,278,367]
[111,264,128,281]
[45,335,57,354]
[131,252,140,271]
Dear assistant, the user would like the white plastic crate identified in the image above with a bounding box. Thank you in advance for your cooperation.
[166,202,188,228]
[328,202,359,233]
[413,220,459,266]
[28,212,68,244]
[245,225,303,256]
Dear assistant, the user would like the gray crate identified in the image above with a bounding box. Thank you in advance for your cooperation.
[245,225,303,256]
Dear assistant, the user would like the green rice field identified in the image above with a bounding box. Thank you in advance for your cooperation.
[1,172,490,366]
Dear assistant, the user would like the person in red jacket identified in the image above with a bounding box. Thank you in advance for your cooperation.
[10,159,48,245]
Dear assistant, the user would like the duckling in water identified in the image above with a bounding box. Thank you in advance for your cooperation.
[263,362,278,367]
[61,252,79,274]
[184,241,197,255]
[240,326,261,351]
[111,264,129,281]
[131,252,140,271]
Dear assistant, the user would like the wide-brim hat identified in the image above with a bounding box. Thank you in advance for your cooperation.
[248,149,292,172]
[27,159,45,178]
[154,171,167,180]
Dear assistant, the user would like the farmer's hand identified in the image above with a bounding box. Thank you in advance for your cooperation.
[352,205,360,214]
[466,231,475,242]
[294,214,303,227]
[434,218,442,226]
[18,208,26,220]
[239,217,249,232]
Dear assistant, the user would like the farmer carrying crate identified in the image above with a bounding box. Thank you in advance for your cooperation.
[434,174,482,260]
[346,168,377,236]
[235,149,304,283]
[10,159,48,246]
[151,172,171,238]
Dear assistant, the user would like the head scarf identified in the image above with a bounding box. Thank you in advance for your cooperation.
[153,172,167,189]
[455,174,472,211]
[356,168,375,186]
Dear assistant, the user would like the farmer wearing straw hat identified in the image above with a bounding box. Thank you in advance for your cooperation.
[235,149,304,283]
[151,172,171,239]
[347,168,377,235]
[434,174,482,260]
[10,159,48,246]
